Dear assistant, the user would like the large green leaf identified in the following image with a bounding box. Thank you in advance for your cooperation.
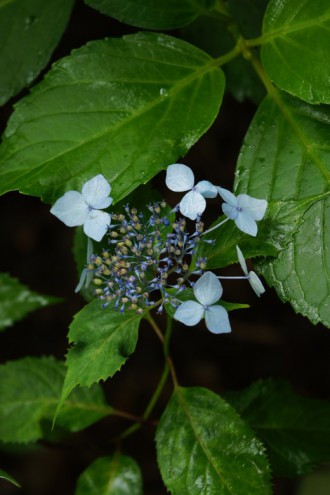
[84,0,215,30]
[0,32,224,204]
[0,0,74,106]
[261,0,330,104]
[226,379,330,476]
[58,300,142,413]
[0,272,58,331]
[75,455,143,495]
[0,468,20,487]
[235,94,330,327]
[0,356,111,443]
[156,387,271,495]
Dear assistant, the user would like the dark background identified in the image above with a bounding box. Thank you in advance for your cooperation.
[1,2,330,494]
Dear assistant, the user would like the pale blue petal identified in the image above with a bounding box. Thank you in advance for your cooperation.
[205,306,231,334]
[180,190,206,220]
[82,174,112,208]
[174,301,204,326]
[196,180,218,198]
[222,203,238,220]
[236,245,248,276]
[193,271,222,306]
[217,187,238,207]
[249,271,265,297]
[50,191,88,226]
[237,194,268,221]
[165,164,194,192]
[84,210,111,241]
[235,212,258,236]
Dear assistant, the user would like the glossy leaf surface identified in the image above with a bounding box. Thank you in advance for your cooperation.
[227,379,330,476]
[84,0,215,30]
[58,300,141,411]
[0,469,20,487]
[235,95,330,327]
[75,455,143,495]
[0,33,224,204]
[156,387,271,495]
[0,273,57,331]
[0,356,111,443]
[0,0,74,106]
[261,0,330,103]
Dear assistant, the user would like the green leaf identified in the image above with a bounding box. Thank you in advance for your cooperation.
[0,468,20,487]
[84,0,215,30]
[58,300,142,414]
[182,17,265,104]
[0,32,224,204]
[165,288,248,320]
[0,272,58,331]
[261,0,330,104]
[226,379,330,476]
[195,196,324,270]
[0,356,111,443]
[156,387,271,495]
[75,455,143,495]
[0,0,74,106]
[235,94,330,327]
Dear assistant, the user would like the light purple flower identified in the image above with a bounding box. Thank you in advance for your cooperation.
[50,174,112,242]
[166,164,217,220]
[217,187,267,236]
[174,272,231,334]
[236,246,265,297]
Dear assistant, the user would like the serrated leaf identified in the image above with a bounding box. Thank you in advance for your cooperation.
[226,379,330,476]
[261,0,330,104]
[0,468,20,487]
[195,196,325,269]
[58,300,141,415]
[235,94,330,327]
[156,387,271,495]
[75,455,143,495]
[0,272,58,331]
[0,32,224,204]
[0,356,111,444]
[84,0,215,30]
[0,0,74,106]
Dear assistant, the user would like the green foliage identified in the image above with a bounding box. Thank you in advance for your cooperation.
[84,0,216,30]
[261,0,330,104]
[226,379,330,476]
[156,387,271,495]
[0,273,58,331]
[235,94,330,326]
[0,32,224,203]
[0,356,111,443]
[0,468,20,487]
[58,300,142,413]
[75,455,143,495]
[0,0,74,106]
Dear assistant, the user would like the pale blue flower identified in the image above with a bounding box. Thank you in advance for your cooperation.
[217,187,267,237]
[166,164,217,220]
[50,174,112,242]
[174,271,231,334]
[236,246,265,297]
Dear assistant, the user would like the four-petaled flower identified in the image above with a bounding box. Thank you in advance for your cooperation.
[236,246,265,297]
[217,187,267,237]
[174,271,231,334]
[50,174,112,242]
[166,164,217,220]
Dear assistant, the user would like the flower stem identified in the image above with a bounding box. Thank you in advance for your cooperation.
[202,217,229,236]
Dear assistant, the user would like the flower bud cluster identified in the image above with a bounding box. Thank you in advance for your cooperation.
[88,201,207,313]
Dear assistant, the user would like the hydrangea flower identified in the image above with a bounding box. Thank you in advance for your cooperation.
[166,164,217,221]
[50,174,112,242]
[217,187,267,237]
[236,246,265,297]
[174,271,231,334]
